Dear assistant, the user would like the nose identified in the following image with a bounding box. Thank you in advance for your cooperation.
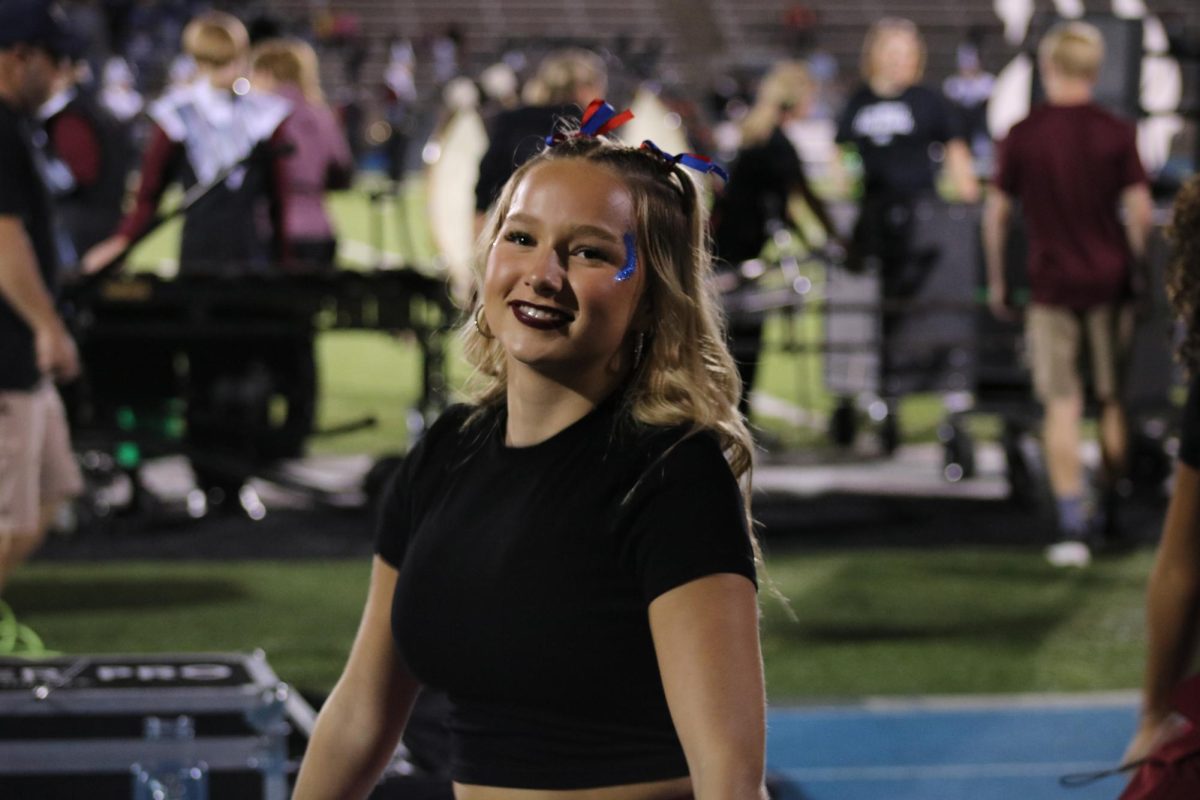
[525,248,566,295]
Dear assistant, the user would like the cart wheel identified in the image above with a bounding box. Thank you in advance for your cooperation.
[939,420,976,482]
[879,411,900,456]
[829,399,857,447]
[192,468,246,516]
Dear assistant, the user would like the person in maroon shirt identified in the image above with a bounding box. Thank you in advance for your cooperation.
[251,38,353,270]
[983,20,1153,567]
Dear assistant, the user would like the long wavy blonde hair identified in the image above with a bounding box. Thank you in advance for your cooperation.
[462,133,755,496]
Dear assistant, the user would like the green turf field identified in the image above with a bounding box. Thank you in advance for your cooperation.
[4,548,1155,699]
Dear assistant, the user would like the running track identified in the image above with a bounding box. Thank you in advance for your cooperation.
[766,693,1138,799]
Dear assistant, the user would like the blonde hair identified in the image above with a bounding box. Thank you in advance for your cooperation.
[182,11,248,68]
[741,61,814,148]
[1039,20,1105,81]
[522,48,607,106]
[861,17,926,83]
[252,38,325,104]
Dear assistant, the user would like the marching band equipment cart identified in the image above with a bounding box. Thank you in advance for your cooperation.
[0,651,314,800]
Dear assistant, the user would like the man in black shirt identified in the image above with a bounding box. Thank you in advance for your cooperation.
[0,0,83,593]
[833,18,979,451]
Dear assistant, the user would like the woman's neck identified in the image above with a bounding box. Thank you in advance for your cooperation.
[503,368,617,447]
[868,77,908,98]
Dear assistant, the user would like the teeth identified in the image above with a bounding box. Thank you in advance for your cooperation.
[518,303,568,321]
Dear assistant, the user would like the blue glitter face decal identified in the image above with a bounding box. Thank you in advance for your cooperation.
[615,233,637,283]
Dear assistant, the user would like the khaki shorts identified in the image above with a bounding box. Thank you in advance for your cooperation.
[1025,303,1133,403]
[0,381,83,535]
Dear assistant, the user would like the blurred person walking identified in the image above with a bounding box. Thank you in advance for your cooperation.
[711,61,839,420]
[835,18,980,450]
[983,21,1152,567]
[0,0,84,594]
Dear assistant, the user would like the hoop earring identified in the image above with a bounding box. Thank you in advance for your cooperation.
[632,332,646,370]
[474,307,494,339]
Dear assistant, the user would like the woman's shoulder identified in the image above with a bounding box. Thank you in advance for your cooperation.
[614,415,730,478]
[409,402,495,462]
[429,401,495,438]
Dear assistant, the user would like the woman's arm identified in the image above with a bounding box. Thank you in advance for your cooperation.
[1127,463,1200,761]
[82,123,178,273]
[650,573,767,800]
[293,556,422,800]
[793,172,840,245]
[944,138,980,203]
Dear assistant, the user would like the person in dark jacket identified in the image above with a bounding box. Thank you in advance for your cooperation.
[712,60,839,419]
[473,47,606,225]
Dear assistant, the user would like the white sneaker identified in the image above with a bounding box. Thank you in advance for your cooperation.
[1045,540,1092,568]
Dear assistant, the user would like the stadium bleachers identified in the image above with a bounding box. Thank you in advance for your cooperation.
[266,0,1200,106]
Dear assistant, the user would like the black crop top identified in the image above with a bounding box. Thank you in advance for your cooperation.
[373,395,757,789]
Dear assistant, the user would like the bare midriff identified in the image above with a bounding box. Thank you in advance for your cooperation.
[454,776,693,800]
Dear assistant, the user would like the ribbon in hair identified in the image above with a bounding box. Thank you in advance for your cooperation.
[545,99,635,145]
[639,139,729,183]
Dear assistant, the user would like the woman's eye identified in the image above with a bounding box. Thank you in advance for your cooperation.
[503,231,534,246]
[574,247,612,262]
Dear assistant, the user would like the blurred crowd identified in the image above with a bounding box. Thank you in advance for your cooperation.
[39,7,960,179]
[50,2,1198,229]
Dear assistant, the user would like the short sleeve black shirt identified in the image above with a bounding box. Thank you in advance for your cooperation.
[374,397,756,788]
[836,84,964,197]
[0,99,60,390]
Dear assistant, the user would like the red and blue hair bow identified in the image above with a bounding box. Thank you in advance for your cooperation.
[543,98,729,182]
[639,139,729,183]
[544,99,635,145]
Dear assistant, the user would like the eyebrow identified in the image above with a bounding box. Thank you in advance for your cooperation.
[503,213,623,243]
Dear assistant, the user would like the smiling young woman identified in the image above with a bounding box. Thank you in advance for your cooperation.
[294,112,767,800]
